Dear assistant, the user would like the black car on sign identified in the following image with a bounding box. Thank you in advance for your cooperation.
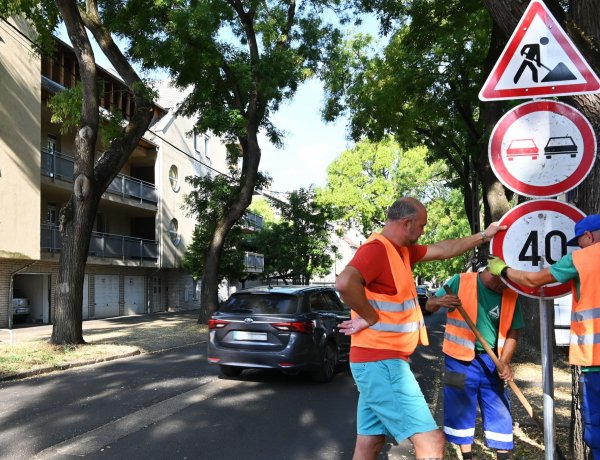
[208,285,351,382]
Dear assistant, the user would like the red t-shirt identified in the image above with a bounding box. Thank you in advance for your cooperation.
[348,239,427,362]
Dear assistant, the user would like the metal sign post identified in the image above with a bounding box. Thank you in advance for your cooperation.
[539,270,555,460]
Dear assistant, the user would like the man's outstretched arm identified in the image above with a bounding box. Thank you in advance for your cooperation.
[488,257,557,287]
[421,222,506,262]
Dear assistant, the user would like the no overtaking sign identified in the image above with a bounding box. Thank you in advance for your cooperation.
[489,100,596,198]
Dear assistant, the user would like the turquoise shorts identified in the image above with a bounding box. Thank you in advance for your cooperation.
[350,359,438,442]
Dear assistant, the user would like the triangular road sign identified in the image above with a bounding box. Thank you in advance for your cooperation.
[479,0,600,101]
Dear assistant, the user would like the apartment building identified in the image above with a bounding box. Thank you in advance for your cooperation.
[0,18,250,328]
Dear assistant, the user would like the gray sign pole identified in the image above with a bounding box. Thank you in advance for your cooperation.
[539,273,555,459]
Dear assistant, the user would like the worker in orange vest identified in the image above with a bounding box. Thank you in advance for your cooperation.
[336,197,505,460]
[426,265,524,460]
[489,214,600,460]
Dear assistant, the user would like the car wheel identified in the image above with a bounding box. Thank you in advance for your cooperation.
[219,365,243,377]
[312,342,338,383]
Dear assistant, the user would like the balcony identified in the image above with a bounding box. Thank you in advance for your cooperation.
[41,148,157,204]
[244,251,264,273]
[41,224,158,261]
[241,212,264,232]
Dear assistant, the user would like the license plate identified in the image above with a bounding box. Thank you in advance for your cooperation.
[233,331,267,341]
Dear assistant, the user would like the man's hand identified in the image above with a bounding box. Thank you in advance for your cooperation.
[498,361,514,382]
[426,294,462,313]
[482,222,507,240]
[338,317,371,335]
[488,256,508,277]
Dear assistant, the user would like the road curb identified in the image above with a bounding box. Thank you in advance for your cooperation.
[0,349,142,383]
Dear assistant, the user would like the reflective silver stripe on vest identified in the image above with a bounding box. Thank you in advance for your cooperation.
[570,332,600,346]
[572,307,600,323]
[497,338,506,348]
[368,298,418,312]
[371,321,421,333]
[444,332,475,350]
[446,316,470,330]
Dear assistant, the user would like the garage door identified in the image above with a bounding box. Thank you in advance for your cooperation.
[94,275,119,318]
[82,275,89,320]
[124,276,145,315]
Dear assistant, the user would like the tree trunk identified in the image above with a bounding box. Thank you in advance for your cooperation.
[484,1,600,456]
[51,0,154,343]
[479,22,512,225]
[198,133,261,323]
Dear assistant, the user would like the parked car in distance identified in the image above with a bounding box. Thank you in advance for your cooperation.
[208,285,351,382]
[416,285,430,315]
[11,289,30,316]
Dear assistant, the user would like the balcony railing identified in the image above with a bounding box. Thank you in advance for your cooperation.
[41,224,158,261]
[241,212,264,232]
[244,251,264,273]
[41,148,157,204]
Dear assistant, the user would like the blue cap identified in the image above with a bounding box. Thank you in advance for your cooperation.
[567,214,600,246]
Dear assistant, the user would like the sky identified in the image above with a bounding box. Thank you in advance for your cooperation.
[258,80,353,194]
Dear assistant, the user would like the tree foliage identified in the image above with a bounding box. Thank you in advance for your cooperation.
[248,196,278,225]
[251,189,336,284]
[317,137,446,235]
[183,172,270,284]
[317,137,470,282]
[321,0,513,229]
[100,0,353,319]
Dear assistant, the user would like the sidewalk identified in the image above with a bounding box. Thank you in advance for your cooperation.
[0,310,208,381]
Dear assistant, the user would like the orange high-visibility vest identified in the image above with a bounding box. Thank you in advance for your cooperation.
[443,272,517,361]
[570,244,600,366]
[351,233,428,354]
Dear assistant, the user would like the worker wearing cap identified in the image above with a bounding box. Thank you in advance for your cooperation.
[426,264,524,460]
[489,214,600,460]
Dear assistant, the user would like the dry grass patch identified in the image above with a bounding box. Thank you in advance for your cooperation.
[0,314,208,380]
[0,342,138,379]
[83,318,208,352]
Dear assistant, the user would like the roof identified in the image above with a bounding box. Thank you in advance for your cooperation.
[152,80,192,110]
[234,285,333,295]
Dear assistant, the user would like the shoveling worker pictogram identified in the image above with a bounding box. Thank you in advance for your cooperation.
[513,36,577,84]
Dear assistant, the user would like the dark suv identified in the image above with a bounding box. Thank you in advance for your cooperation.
[208,285,350,382]
[416,286,430,315]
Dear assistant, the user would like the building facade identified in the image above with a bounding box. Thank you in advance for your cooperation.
[0,18,239,328]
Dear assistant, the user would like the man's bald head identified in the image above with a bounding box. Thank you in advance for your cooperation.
[387,197,425,222]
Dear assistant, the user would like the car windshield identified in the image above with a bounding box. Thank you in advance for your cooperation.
[219,293,299,315]
[546,137,575,147]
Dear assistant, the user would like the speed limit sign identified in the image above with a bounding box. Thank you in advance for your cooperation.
[490,199,585,298]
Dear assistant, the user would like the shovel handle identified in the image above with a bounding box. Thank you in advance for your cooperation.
[442,285,541,426]
[441,284,566,459]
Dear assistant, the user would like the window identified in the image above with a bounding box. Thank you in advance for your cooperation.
[193,132,210,158]
[168,165,179,192]
[194,132,201,153]
[168,218,180,245]
[47,135,57,153]
[204,134,210,158]
[46,202,57,225]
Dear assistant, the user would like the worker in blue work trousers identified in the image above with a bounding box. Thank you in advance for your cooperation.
[425,263,524,460]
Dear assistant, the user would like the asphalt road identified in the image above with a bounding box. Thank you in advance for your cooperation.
[0,310,446,460]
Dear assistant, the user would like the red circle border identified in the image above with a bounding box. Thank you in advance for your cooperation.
[490,199,586,298]
[489,100,596,198]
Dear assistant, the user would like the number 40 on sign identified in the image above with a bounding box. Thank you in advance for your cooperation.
[490,199,585,298]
